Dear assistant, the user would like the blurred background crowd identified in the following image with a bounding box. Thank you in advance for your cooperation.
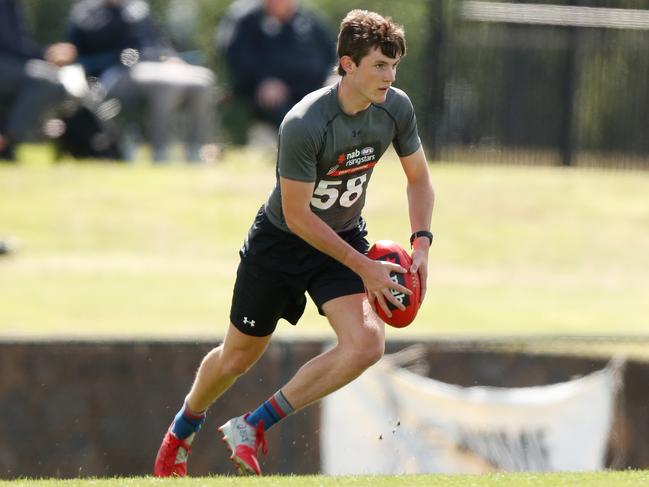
[0,0,341,164]
[3,0,649,168]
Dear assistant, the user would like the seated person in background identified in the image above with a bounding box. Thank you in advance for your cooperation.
[67,0,216,162]
[217,0,336,145]
[0,0,77,162]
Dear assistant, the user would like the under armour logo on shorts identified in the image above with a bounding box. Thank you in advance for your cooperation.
[243,317,256,327]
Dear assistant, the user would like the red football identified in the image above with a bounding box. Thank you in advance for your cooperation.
[367,240,421,328]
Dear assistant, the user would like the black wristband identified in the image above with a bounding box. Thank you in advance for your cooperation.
[410,230,433,247]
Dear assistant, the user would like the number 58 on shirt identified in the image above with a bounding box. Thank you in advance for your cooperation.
[310,174,368,210]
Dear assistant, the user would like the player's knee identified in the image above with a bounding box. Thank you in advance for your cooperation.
[219,350,257,377]
[347,335,384,371]
[363,339,385,367]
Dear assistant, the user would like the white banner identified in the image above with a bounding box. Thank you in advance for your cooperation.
[321,349,622,474]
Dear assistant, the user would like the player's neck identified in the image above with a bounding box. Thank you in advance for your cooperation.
[337,77,371,116]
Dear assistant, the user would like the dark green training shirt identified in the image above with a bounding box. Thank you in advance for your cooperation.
[265,82,421,233]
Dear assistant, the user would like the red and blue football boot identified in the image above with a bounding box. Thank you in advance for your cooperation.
[218,413,268,475]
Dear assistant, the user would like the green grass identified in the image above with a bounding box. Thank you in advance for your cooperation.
[1,471,648,486]
[1,147,649,340]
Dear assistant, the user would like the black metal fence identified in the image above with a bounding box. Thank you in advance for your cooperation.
[428,0,649,168]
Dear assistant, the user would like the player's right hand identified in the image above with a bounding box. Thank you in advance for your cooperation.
[361,257,411,317]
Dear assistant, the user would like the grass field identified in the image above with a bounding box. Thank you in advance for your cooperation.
[2,149,649,483]
[1,471,649,487]
[1,147,649,341]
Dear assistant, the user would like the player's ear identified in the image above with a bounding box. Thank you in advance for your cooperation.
[340,55,355,75]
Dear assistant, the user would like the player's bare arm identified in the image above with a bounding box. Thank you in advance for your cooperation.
[400,146,435,301]
[280,175,411,316]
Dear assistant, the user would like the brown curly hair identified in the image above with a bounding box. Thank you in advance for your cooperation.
[337,10,406,76]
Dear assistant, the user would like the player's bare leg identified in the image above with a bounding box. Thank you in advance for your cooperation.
[186,324,272,412]
[219,293,384,475]
[154,324,270,477]
[281,293,384,409]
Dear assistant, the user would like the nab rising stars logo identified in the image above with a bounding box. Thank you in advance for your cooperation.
[326,143,379,177]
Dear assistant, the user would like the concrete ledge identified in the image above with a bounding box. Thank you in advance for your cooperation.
[1,339,647,478]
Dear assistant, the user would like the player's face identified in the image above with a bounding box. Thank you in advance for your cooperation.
[350,47,400,105]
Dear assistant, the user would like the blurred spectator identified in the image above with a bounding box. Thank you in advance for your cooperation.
[67,0,216,162]
[0,0,77,162]
[216,0,336,145]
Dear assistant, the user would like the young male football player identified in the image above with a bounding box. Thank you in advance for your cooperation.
[154,9,434,476]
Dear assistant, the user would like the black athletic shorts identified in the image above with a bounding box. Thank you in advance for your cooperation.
[230,207,369,337]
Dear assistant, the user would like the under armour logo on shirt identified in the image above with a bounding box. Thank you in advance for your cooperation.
[243,317,256,327]
[352,129,361,137]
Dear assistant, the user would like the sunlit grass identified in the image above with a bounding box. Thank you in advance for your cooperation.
[1,471,649,487]
[1,147,648,341]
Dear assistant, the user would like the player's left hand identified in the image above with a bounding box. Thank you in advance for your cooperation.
[409,248,428,303]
